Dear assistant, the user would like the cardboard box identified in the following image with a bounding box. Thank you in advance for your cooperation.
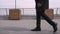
[9,9,21,20]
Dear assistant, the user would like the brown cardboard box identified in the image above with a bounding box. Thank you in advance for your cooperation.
[45,9,54,19]
[9,9,21,20]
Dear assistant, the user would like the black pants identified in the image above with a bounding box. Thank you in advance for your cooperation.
[36,8,55,28]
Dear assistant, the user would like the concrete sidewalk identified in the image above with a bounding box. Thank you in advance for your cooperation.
[0,19,60,34]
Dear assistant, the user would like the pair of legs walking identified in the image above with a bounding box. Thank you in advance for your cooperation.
[31,8,57,32]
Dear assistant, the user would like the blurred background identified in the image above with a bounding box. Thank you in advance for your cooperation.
[0,0,60,34]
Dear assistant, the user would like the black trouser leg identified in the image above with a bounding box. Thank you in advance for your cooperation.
[36,9,41,28]
[40,10,55,26]
[40,10,57,32]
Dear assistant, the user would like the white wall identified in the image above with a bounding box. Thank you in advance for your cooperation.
[0,0,15,8]
[0,0,35,8]
[0,0,60,8]
[49,0,60,8]
[0,0,60,15]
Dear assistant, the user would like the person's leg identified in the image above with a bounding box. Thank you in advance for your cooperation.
[36,9,41,29]
[31,9,41,31]
[40,10,57,32]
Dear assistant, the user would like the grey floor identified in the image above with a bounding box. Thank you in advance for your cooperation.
[0,16,60,34]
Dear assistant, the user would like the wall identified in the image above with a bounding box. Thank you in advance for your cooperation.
[0,0,60,15]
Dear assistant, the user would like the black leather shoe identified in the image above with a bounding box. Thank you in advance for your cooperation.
[31,28,41,31]
[53,23,57,32]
